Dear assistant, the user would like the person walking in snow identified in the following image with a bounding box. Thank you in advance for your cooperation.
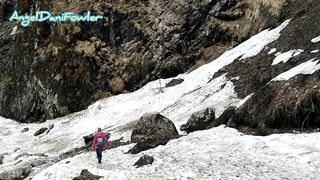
[92,128,111,164]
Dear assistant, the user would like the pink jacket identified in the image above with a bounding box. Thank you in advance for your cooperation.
[92,131,110,150]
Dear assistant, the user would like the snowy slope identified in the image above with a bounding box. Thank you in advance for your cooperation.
[32,126,320,180]
[1,19,320,179]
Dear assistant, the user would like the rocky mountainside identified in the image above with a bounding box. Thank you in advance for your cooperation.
[0,0,285,122]
[1,0,320,179]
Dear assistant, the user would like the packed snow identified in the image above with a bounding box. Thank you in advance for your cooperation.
[271,58,320,81]
[311,35,320,43]
[271,49,304,65]
[2,19,319,180]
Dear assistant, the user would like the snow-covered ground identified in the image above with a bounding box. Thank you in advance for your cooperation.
[33,126,320,180]
[1,19,320,179]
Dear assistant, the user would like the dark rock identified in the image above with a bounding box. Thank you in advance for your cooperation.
[46,124,55,134]
[21,127,29,133]
[14,148,20,152]
[34,127,48,136]
[208,106,236,128]
[0,155,4,164]
[165,79,184,88]
[129,113,179,154]
[72,169,102,180]
[83,134,94,147]
[227,118,236,128]
[134,155,154,168]
[180,107,215,133]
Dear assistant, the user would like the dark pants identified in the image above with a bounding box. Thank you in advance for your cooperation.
[96,149,103,164]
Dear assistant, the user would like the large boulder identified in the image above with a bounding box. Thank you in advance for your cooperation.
[129,113,179,154]
[73,169,102,180]
[180,107,215,133]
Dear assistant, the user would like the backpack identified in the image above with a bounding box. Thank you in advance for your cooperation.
[97,137,104,147]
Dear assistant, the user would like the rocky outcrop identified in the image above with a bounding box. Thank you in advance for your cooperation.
[0,0,286,122]
[180,107,215,133]
[72,169,102,180]
[210,0,320,134]
[134,155,155,168]
[129,113,179,154]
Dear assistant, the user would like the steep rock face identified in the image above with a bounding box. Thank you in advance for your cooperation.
[0,0,285,122]
[211,0,320,132]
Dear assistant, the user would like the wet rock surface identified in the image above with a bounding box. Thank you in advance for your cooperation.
[130,113,179,154]
[134,155,154,168]
[0,0,286,123]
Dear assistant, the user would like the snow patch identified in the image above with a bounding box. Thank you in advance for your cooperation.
[275,52,282,57]
[311,36,320,43]
[272,49,304,65]
[268,48,277,55]
[10,26,17,36]
[240,20,290,60]
[271,59,320,81]
[311,50,319,54]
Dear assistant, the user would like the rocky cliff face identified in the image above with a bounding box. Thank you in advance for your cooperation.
[0,0,285,122]
[212,0,320,133]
